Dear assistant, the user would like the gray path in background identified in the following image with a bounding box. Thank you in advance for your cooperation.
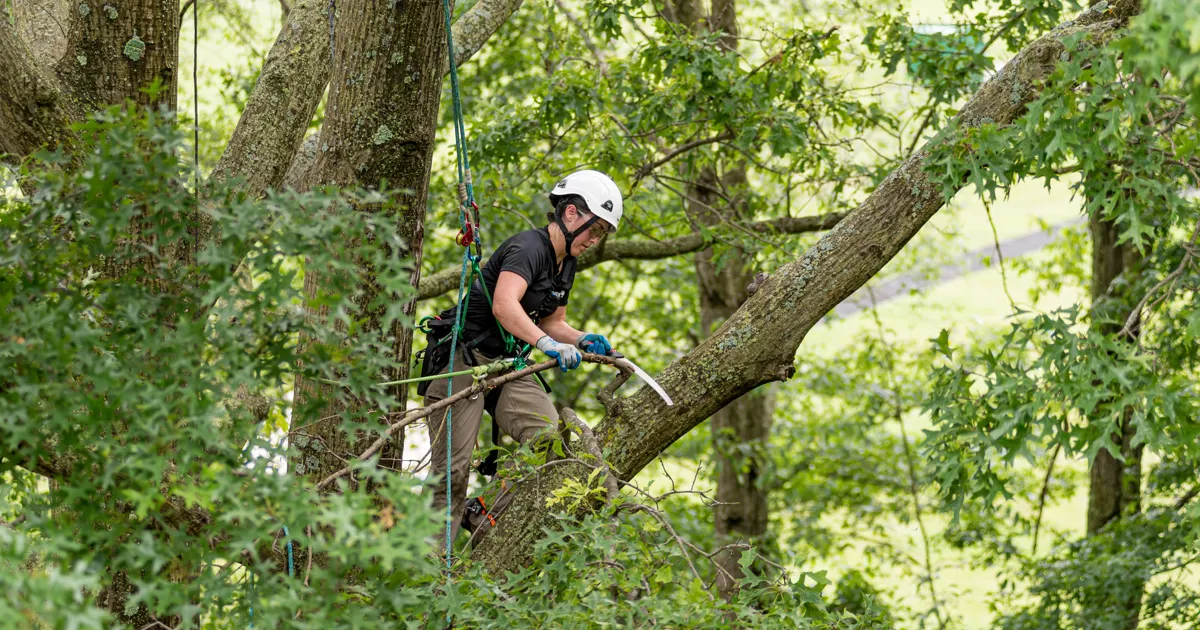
[827,217,1086,320]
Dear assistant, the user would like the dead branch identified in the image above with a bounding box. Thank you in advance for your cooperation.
[561,408,619,502]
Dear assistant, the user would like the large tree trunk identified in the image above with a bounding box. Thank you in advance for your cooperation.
[30,2,184,622]
[289,0,448,485]
[469,0,1143,576]
[1086,215,1143,536]
[1086,211,1144,630]
[0,18,80,157]
[53,0,180,110]
[696,0,772,597]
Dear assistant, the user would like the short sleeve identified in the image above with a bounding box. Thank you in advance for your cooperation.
[498,232,545,285]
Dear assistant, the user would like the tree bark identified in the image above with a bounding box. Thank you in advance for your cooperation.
[660,0,705,33]
[469,0,1143,576]
[212,0,525,198]
[0,18,80,158]
[290,0,449,486]
[11,0,71,66]
[53,0,180,111]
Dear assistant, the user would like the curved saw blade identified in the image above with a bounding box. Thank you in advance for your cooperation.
[615,357,673,406]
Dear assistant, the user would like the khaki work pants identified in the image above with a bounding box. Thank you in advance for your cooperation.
[423,345,557,550]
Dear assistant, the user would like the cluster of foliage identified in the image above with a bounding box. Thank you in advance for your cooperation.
[917,0,1200,626]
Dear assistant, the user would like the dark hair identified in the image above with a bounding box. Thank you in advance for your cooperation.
[546,194,590,223]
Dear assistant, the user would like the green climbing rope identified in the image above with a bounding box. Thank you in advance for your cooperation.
[309,359,516,388]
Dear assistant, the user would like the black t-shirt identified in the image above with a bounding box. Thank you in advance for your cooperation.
[441,227,576,357]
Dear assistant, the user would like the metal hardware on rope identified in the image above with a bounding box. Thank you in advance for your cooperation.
[455,215,475,247]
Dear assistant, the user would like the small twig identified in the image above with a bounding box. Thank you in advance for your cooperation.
[1118,219,1200,338]
[596,364,633,416]
[1032,443,1062,556]
[658,457,676,491]
[553,0,609,76]
[302,525,313,587]
[867,292,947,630]
[744,26,839,80]
[620,503,712,600]
[984,199,1017,309]
[179,0,195,20]
[634,132,734,183]
[1174,484,1200,511]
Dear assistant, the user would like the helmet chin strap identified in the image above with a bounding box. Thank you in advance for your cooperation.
[555,210,599,256]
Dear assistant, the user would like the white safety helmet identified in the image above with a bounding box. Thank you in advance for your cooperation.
[548,170,623,233]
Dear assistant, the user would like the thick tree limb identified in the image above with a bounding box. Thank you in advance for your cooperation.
[417,211,850,301]
[208,0,332,196]
[11,0,70,66]
[213,0,525,198]
[442,0,525,76]
[0,20,79,158]
[469,0,1144,575]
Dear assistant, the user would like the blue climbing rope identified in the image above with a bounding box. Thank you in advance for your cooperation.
[440,0,479,570]
[283,525,295,577]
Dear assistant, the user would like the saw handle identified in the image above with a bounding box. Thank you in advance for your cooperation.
[580,340,623,359]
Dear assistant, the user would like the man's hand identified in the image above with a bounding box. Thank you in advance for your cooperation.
[536,335,582,372]
[575,333,612,356]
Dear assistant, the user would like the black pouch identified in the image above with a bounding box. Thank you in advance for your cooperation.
[415,319,455,397]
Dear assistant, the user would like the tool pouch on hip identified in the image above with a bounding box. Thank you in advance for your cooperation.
[415,318,456,397]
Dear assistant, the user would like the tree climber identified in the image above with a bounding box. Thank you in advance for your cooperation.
[419,169,624,549]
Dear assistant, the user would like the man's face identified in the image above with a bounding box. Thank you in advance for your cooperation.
[563,205,611,256]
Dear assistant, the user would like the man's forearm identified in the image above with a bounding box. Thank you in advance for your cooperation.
[540,319,585,346]
[493,301,550,348]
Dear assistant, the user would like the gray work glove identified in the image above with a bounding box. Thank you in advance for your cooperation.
[536,335,582,372]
